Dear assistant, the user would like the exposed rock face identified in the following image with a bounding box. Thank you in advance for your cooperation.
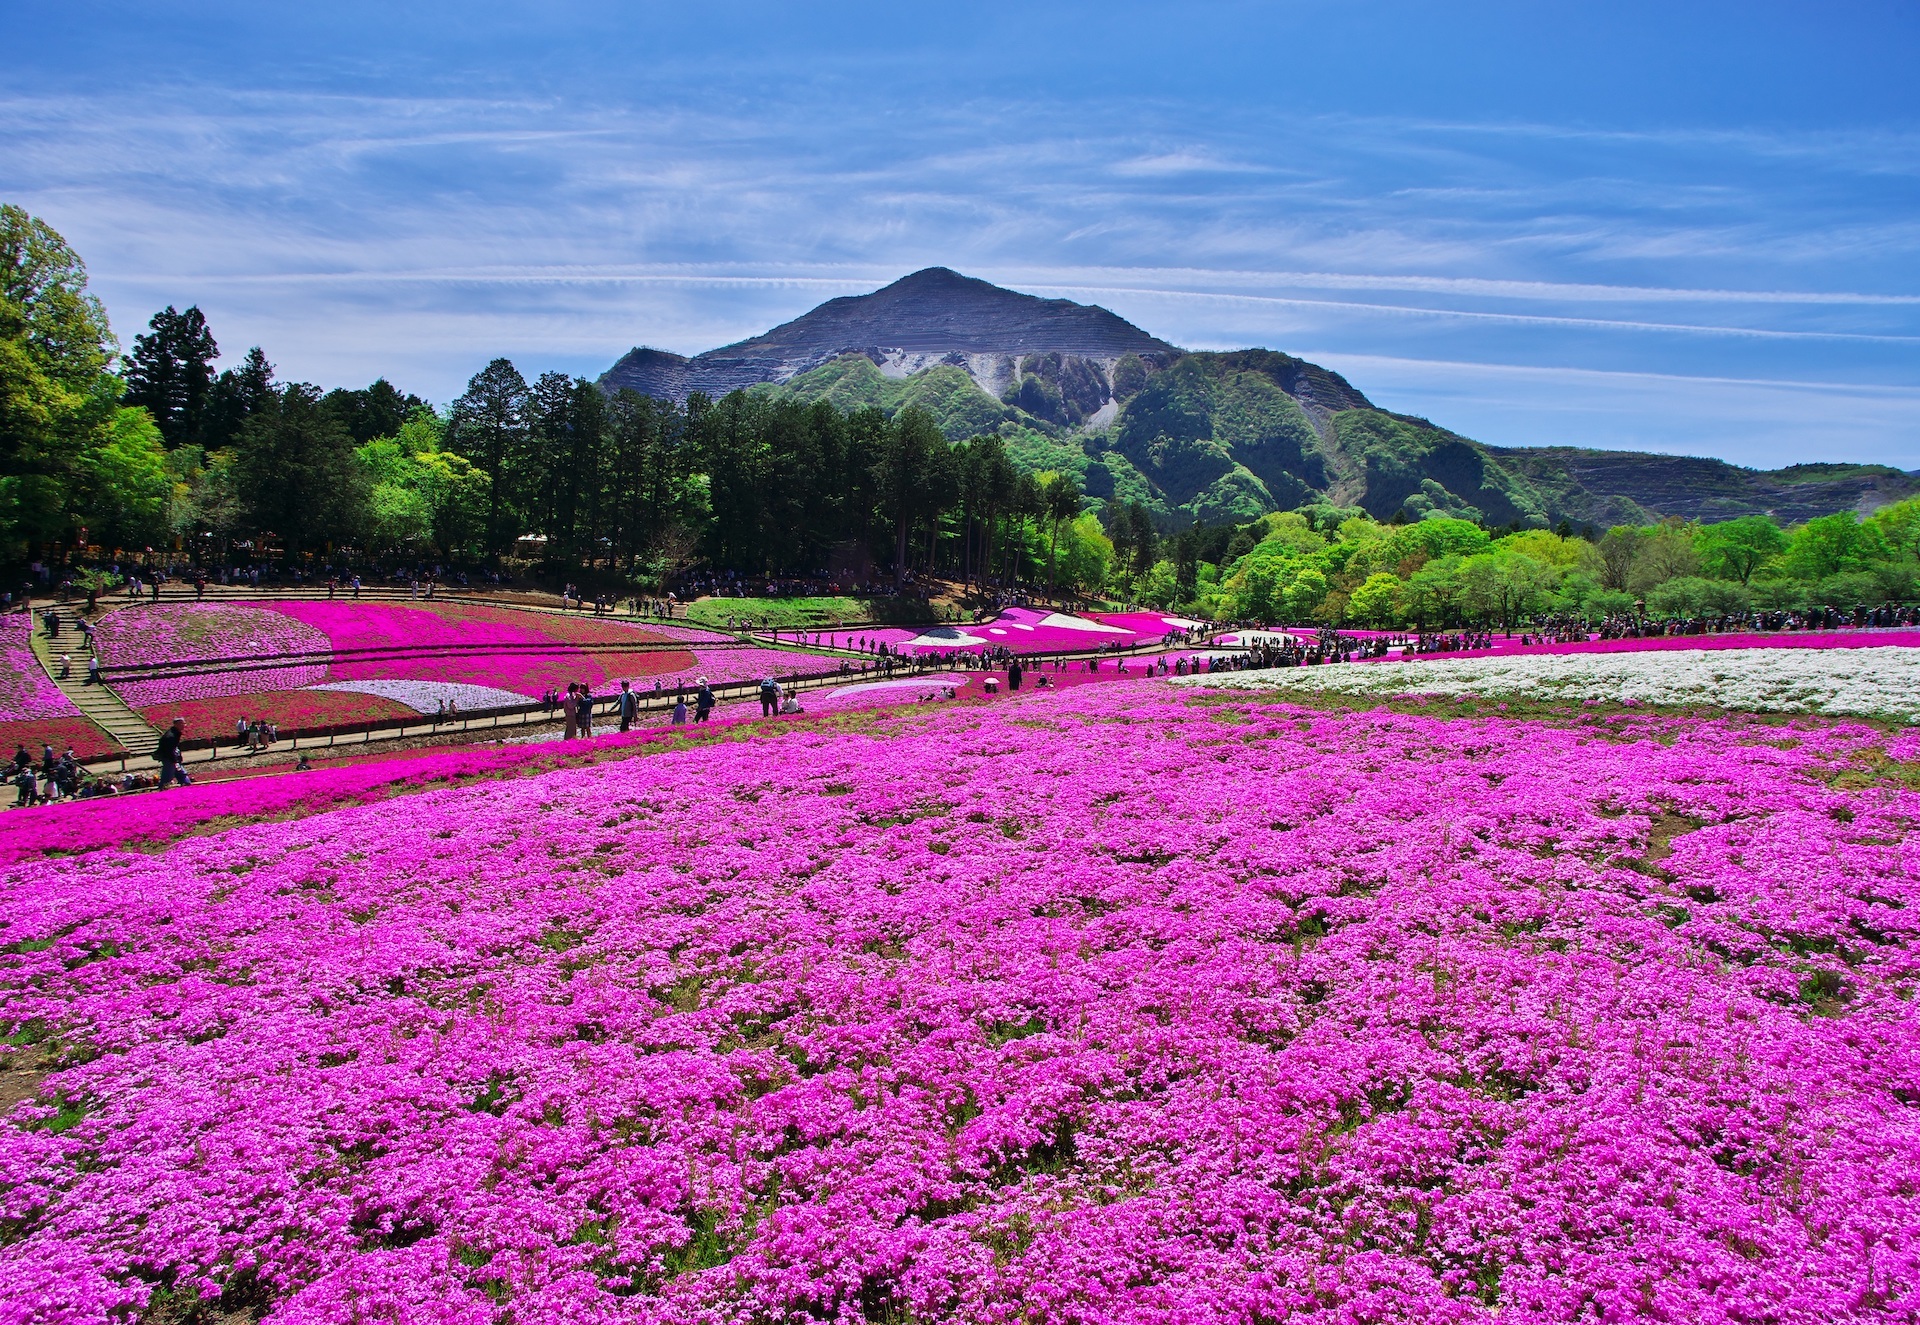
[600,267,1178,407]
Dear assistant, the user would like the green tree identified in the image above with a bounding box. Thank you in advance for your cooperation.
[204,347,275,450]
[234,384,369,553]
[1596,526,1642,591]
[79,406,170,550]
[323,378,430,445]
[1042,471,1084,594]
[1695,515,1786,584]
[0,204,116,391]
[1871,498,1920,562]
[0,207,125,556]
[873,406,946,585]
[1346,572,1403,627]
[123,306,218,448]
[448,358,531,561]
[1404,554,1466,627]
[1461,550,1557,628]
[1785,512,1888,580]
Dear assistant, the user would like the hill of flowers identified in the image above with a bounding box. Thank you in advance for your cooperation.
[3,677,1916,1323]
[0,616,119,760]
[1177,639,1920,722]
[91,602,841,732]
[1,616,82,724]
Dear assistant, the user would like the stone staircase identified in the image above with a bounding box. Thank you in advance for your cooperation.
[27,611,159,758]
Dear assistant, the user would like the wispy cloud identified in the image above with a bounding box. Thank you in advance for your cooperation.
[4,68,1915,464]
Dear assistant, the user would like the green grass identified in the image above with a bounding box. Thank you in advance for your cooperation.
[682,596,942,630]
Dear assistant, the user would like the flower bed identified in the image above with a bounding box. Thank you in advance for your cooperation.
[92,601,334,666]
[0,616,79,723]
[0,716,119,762]
[133,688,419,737]
[1177,640,1920,722]
[4,681,1917,1320]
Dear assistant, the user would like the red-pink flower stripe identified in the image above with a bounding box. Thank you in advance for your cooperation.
[2,681,1916,1322]
[0,616,77,722]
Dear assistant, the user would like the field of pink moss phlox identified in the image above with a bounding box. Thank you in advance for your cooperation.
[2,680,1916,1322]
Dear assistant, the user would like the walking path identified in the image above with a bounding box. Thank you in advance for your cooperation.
[27,611,157,757]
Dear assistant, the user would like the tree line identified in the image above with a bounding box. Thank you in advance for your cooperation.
[6,206,1917,619]
[0,207,1102,590]
[1154,503,1920,628]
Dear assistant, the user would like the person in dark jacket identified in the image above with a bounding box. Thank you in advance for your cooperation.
[156,718,189,789]
[695,681,716,723]
[618,680,637,732]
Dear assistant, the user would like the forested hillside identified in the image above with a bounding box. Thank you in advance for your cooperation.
[760,347,1919,532]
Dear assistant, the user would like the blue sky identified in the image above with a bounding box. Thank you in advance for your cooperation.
[6,0,1918,469]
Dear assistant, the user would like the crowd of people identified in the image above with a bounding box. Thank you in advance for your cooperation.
[9,742,161,805]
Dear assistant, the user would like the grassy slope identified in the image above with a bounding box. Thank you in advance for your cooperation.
[683,596,939,629]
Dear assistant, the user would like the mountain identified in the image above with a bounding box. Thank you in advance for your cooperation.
[601,270,1918,529]
[602,267,1177,424]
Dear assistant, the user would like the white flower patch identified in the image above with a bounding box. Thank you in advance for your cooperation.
[1173,645,1920,722]
[307,679,532,714]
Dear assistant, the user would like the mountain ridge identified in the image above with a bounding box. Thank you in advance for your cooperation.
[599,268,1918,528]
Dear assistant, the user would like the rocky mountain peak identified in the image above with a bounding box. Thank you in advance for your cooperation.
[601,268,1178,405]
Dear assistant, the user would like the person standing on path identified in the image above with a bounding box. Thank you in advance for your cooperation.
[759,676,778,718]
[1008,658,1023,692]
[695,680,716,723]
[352,576,361,599]
[562,684,579,740]
[156,718,189,790]
[618,680,637,732]
[578,684,595,737]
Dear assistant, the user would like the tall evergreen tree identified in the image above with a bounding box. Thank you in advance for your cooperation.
[323,378,430,445]
[873,406,946,585]
[561,377,608,565]
[448,359,531,561]
[124,306,219,448]
[205,347,275,450]
[233,384,368,553]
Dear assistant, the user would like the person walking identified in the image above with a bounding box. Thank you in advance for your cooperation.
[156,718,189,790]
[1008,658,1023,692]
[618,680,637,732]
[351,576,361,599]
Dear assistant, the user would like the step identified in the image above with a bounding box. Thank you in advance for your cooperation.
[25,620,156,756]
